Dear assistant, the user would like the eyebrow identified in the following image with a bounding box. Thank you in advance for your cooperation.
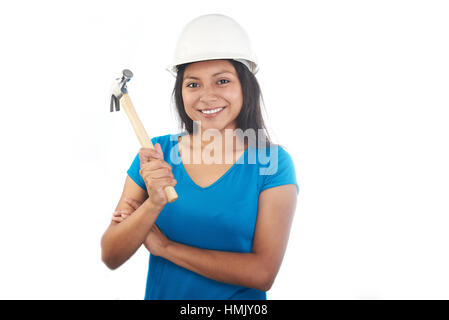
[184,71,233,81]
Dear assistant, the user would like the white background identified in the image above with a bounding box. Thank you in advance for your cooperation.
[0,0,448,299]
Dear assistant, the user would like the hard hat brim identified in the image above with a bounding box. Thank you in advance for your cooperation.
[166,57,259,78]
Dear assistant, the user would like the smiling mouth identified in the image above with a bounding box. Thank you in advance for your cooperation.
[199,106,226,114]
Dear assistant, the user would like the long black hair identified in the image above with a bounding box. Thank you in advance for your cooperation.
[171,59,273,149]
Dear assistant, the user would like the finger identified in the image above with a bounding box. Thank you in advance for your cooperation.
[140,165,172,181]
[114,209,130,216]
[112,216,123,222]
[141,147,161,159]
[142,151,160,162]
[113,211,122,217]
[139,150,150,163]
[155,143,164,160]
[149,146,162,160]
[152,178,177,189]
[141,159,172,171]
[145,167,174,179]
[121,214,129,219]
[139,147,155,156]
[139,148,159,163]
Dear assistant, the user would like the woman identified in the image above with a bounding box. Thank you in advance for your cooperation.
[101,14,299,300]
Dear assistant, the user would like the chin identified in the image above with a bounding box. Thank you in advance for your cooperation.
[201,121,237,132]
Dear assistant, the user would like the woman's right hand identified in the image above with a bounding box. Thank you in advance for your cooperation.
[139,143,177,209]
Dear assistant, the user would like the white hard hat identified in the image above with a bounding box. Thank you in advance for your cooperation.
[166,14,259,77]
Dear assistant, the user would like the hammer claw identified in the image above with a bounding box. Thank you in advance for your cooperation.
[110,95,121,112]
[115,96,120,111]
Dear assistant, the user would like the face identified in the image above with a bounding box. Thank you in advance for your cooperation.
[182,59,243,134]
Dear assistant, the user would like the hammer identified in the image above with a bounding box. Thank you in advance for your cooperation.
[110,69,178,203]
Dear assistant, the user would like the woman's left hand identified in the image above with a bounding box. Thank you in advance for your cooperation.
[111,197,142,222]
[113,197,170,257]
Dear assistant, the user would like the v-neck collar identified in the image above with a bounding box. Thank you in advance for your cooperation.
[173,132,249,190]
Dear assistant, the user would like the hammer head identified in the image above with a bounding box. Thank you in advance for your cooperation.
[110,69,133,112]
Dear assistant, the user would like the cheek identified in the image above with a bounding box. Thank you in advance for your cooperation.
[182,93,196,113]
[227,88,243,111]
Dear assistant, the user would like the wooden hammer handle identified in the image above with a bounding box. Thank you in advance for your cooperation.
[120,93,178,203]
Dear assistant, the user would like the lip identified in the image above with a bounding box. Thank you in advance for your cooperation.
[198,106,226,118]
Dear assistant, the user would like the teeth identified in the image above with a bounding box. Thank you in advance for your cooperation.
[201,107,224,114]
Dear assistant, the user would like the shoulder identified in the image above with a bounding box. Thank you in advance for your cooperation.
[271,144,293,159]
[252,143,295,170]
[255,143,299,194]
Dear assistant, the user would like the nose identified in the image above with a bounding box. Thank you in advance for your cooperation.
[199,86,219,105]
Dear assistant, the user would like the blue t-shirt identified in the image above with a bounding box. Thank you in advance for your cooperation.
[127,131,299,300]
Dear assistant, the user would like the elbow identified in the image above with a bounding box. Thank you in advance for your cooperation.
[263,280,274,292]
[101,251,120,270]
[101,236,120,270]
[256,269,276,292]
[252,255,277,291]
[259,275,274,292]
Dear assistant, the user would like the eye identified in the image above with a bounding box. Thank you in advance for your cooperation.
[186,79,229,88]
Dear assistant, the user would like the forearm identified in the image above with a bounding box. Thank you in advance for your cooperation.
[101,199,162,269]
[163,241,270,291]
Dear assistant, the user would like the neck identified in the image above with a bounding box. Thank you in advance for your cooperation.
[194,127,246,150]
[181,127,248,165]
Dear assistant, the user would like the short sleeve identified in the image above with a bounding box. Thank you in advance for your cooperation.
[126,137,158,191]
[259,145,299,194]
